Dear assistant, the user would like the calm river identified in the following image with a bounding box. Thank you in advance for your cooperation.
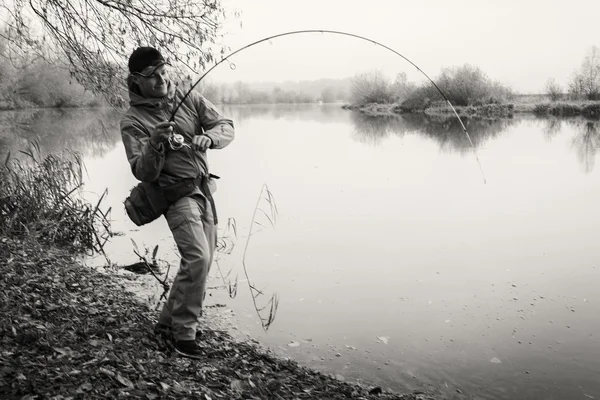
[1,105,599,400]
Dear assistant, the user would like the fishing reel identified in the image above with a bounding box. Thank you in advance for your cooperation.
[168,133,191,150]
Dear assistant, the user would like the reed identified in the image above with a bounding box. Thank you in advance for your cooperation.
[128,187,280,331]
[215,217,239,299]
[128,240,172,310]
[0,141,111,253]
[211,185,280,330]
[241,184,279,331]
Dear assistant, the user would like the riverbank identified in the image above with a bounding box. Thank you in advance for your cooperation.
[0,236,436,400]
[343,100,600,119]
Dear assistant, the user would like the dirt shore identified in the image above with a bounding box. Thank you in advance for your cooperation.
[0,236,440,400]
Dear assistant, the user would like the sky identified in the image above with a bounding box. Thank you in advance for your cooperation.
[208,0,600,93]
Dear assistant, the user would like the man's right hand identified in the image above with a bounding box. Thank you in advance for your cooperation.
[150,121,175,148]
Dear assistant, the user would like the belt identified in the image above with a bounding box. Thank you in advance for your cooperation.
[195,174,219,225]
[162,173,220,225]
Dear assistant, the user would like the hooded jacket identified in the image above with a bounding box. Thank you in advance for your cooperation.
[120,83,234,187]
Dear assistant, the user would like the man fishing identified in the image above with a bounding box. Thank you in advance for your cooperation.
[120,46,235,359]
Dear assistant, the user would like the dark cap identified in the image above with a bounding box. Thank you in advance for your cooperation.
[128,47,166,76]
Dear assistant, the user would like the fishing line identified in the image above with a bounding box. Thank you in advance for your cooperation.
[170,29,486,183]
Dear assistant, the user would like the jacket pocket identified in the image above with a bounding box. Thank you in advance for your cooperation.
[165,199,202,232]
[166,211,187,232]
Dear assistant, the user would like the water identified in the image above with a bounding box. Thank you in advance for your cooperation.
[2,105,599,399]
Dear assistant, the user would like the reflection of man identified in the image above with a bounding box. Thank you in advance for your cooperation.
[120,47,235,359]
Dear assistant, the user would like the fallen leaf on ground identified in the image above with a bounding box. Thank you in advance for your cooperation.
[231,379,244,392]
[116,374,134,388]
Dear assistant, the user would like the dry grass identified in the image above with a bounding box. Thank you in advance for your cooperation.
[0,141,111,253]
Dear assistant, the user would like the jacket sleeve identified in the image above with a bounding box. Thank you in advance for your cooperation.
[191,92,235,149]
[120,117,165,182]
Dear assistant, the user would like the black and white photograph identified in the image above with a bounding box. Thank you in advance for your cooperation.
[1,1,599,399]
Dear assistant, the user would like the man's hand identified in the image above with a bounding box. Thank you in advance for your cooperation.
[192,135,213,152]
[150,121,175,149]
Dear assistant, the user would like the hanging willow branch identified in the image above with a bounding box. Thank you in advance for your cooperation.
[0,0,232,105]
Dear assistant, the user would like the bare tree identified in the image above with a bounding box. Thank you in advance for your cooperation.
[545,78,562,101]
[390,72,416,103]
[350,70,393,106]
[569,45,600,101]
[0,0,234,105]
[580,46,600,100]
[568,71,585,100]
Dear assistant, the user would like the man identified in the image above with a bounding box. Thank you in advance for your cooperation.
[120,47,234,358]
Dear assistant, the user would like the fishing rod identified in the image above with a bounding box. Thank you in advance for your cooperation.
[170,29,486,184]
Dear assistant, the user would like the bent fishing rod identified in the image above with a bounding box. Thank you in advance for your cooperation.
[169,29,486,184]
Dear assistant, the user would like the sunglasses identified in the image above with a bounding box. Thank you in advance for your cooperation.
[131,61,169,78]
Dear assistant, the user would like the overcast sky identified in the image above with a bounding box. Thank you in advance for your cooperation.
[210,0,599,93]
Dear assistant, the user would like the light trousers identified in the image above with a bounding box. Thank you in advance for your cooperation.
[158,190,216,341]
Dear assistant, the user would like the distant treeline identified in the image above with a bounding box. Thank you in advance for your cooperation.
[348,45,600,113]
[0,56,104,110]
[1,36,354,109]
[0,54,352,109]
[348,65,514,112]
[197,79,351,105]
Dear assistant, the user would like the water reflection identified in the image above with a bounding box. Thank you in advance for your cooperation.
[5,107,600,178]
[2,105,600,399]
[221,103,347,125]
[348,113,395,145]
[0,108,122,158]
[571,120,600,173]
[541,117,562,140]
[536,117,600,173]
[350,112,514,153]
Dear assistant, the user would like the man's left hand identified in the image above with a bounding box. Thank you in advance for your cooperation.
[192,135,213,152]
